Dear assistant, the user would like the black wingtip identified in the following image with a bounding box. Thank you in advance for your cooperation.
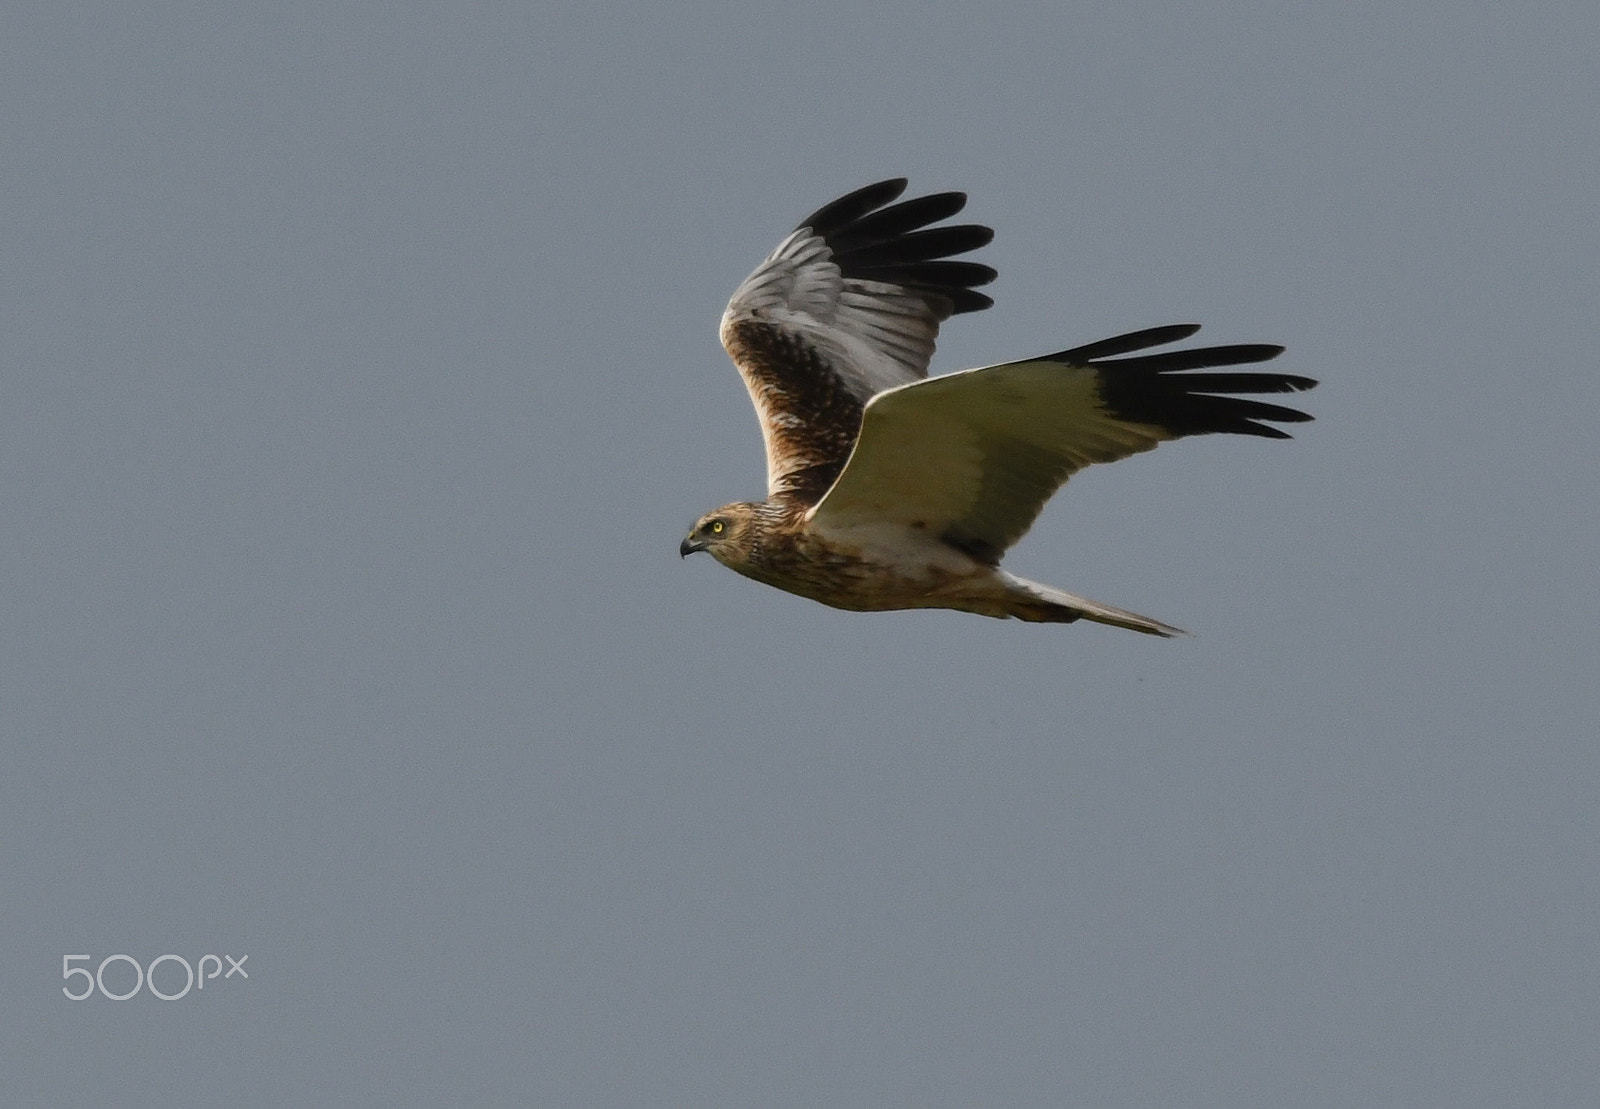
[1053,324,1316,439]
[798,179,909,238]
[798,179,997,317]
[1050,324,1203,363]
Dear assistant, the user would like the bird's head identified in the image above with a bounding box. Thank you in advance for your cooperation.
[679,503,760,568]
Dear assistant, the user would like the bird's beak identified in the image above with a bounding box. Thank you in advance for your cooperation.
[679,535,703,558]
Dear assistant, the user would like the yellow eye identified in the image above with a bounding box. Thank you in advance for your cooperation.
[711,521,724,534]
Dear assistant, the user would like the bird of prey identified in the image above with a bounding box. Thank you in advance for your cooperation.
[680,179,1316,635]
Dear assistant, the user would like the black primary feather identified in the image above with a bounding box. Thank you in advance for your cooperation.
[797,179,998,316]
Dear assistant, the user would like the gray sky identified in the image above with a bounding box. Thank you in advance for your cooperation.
[5,2,1597,1105]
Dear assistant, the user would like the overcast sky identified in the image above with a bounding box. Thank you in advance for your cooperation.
[5,2,1598,1105]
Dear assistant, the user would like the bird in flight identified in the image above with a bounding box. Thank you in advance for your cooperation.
[680,179,1316,635]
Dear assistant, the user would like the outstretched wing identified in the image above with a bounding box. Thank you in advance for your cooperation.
[720,179,997,504]
[808,324,1317,564]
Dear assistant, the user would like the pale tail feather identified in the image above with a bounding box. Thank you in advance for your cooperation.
[1000,574,1186,637]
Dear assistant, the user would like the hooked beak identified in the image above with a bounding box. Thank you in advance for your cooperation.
[679,535,704,559]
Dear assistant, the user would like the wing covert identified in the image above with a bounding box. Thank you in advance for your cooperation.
[719,179,997,503]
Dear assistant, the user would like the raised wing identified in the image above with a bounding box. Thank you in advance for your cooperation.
[720,179,997,504]
[808,324,1317,564]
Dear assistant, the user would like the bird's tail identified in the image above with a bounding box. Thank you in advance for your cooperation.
[999,574,1186,637]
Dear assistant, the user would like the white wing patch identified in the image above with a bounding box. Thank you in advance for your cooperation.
[809,359,1170,558]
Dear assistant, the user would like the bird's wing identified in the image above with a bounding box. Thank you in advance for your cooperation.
[719,179,996,504]
[807,325,1317,564]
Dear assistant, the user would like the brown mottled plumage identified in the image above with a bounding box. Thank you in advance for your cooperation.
[681,179,1317,635]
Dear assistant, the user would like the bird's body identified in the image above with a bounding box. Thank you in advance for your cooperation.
[691,493,1178,634]
[694,496,986,611]
[681,179,1316,635]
